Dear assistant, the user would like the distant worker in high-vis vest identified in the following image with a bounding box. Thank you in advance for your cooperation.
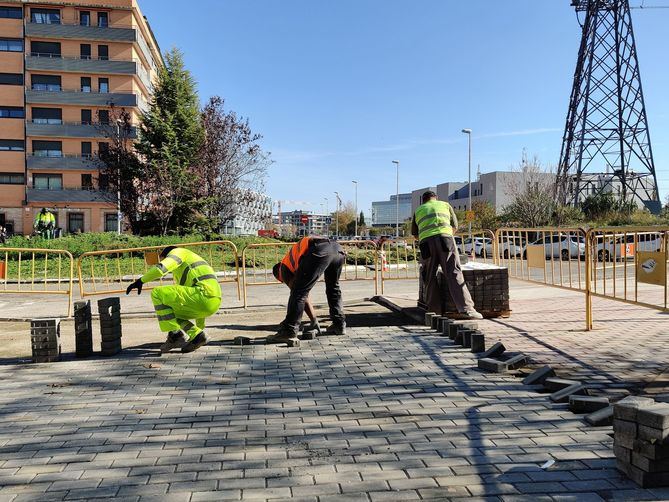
[34,208,56,239]
[125,246,221,353]
[269,237,346,344]
[412,191,482,319]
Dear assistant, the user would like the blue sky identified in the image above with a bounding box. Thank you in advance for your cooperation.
[139,0,669,216]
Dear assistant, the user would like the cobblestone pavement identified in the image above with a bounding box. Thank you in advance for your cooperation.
[1,302,667,501]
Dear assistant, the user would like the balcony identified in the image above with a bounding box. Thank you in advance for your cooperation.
[26,20,136,43]
[26,54,137,75]
[26,88,138,107]
[27,187,114,204]
[26,121,138,139]
[27,154,99,171]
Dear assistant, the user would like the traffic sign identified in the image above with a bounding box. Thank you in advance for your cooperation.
[325,217,332,225]
[466,210,475,223]
[300,215,309,224]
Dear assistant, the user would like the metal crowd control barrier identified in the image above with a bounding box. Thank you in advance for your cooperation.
[0,247,74,317]
[454,229,498,264]
[585,227,669,330]
[241,240,378,308]
[77,241,241,299]
[379,238,419,295]
[496,227,588,293]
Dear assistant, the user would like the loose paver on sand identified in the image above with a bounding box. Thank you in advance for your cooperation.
[0,300,664,501]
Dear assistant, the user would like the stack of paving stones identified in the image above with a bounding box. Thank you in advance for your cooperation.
[73,300,93,358]
[97,297,122,356]
[30,319,61,363]
[443,267,510,316]
[614,395,669,487]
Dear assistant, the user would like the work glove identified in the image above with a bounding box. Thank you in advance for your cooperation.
[126,279,143,296]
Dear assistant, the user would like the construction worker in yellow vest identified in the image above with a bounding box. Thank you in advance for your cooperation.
[412,191,482,319]
[125,246,221,353]
[34,208,56,239]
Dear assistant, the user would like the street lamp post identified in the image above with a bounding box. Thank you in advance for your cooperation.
[461,129,472,235]
[392,161,400,238]
[352,180,358,237]
[324,197,329,237]
[334,192,340,238]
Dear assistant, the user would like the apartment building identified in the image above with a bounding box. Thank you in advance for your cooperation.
[0,0,160,235]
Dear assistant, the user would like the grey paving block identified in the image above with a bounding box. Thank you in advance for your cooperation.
[522,366,555,386]
[478,358,507,373]
[470,333,485,353]
[614,395,655,421]
[480,341,505,359]
[462,330,473,348]
[550,383,590,403]
[544,377,580,392]
[569,395,609,413]
[637,403,669,430]
[585,406,614,426]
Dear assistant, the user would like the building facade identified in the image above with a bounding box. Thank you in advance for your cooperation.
[371,193,412,227]
[220,191,272,236]
[276,210,330,237]
[0,0,161,235]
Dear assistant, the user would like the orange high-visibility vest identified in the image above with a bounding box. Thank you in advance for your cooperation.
[279,237,311,281]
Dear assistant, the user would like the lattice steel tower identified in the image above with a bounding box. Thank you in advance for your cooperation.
[557,0,660,212]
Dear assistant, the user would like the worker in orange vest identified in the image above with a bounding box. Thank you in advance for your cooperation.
[269,237,346,344]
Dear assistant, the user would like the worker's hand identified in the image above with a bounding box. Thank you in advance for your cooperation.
[126,279,143,296]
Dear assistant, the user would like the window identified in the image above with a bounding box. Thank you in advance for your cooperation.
[81,77,91,93]
[81,109,92,125]
[79,11,91,26]
[80,44,91,60]
[81,174,92,190]
[32,74,61,91]
[32,107,62,125]
[0,173,25,184]
[0,73,23,86]
[68,213,84,233]
[104,213,118,232]
[98,45,108,61]
[32,140,62,157]
[99,172,109,190]
[31,41,60,57]
[31,8,60,24]
[0,140,24,151]
[33,174,62,190]
[0,107,24,119]
[0,7,22,19]
[98,109,110,125]
[81,141,92,157]
[98,142,109,155]
[97,12,108,27]
[98,78,109,93]
[0,38,23,52]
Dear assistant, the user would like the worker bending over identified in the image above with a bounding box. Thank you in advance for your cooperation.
[34,208,56,239]
[126,246,221,353]
[269,237,346,344]
[412,191,482,320]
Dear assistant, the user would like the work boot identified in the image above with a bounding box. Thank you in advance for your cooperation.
[463,309,483,320]
[160,330,187,353]
[181,332,208,353]
[323,322,347,336]
[266,331,299,344]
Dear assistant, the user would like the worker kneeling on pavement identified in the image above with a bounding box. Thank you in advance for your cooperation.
[412,191,482,320]
[34,208,56,239]
[269,237,346,344]
[126,246,221,353]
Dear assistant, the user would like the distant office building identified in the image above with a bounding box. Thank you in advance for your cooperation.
[371,193,412,228]
[221,191,272,236]
[436,182,466,203]
[277,210,330,236]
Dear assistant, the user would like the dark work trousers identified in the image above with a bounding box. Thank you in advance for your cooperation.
[420,234,475,314]
[279,240,346,335]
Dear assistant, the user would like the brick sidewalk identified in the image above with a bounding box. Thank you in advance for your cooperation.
[1,306,667,501]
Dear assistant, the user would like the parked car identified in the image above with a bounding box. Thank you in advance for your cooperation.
[525,235,585,260]
[499,236,525,258]
[463,237,494,257]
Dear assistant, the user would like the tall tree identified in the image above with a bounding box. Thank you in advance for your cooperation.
[194,96,271,232]
[135,48,204,235]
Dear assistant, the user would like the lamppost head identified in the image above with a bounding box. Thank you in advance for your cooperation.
[461,128,472,135]
[392,160,399,165]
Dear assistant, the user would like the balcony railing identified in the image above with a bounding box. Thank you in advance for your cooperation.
[26,87,138,107]
[26,121,138,139]
[28,19,133,29]
[27,154,100,170]
[27,187,115,204]
[26,54,138,76]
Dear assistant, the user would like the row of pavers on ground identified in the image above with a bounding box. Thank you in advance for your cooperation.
[423,311,669,492]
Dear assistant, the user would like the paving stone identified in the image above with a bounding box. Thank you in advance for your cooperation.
[550,383,590,403]
[569,395,610,414]
[522,366,555,386]
[586,406,614,427]
[544,377,580,392]
[480,341,505,359]
[614,396,655,422]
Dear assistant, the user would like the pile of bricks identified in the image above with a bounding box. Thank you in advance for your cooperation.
[442,267,510,316]
[30,319,61,363]
[614,395,669,488]
[74,300,93,358]
[98,297,122,356]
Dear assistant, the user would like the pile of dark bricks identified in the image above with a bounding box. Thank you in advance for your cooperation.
[74,300,93,358]
[98,297,122,356]
[30,319,61,363]
[614,396,669,487]
[441,267,510,316]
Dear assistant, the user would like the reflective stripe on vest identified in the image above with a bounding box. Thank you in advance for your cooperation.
[279,238,311,281]
[169,249,221,298]
[414,200,454,242]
